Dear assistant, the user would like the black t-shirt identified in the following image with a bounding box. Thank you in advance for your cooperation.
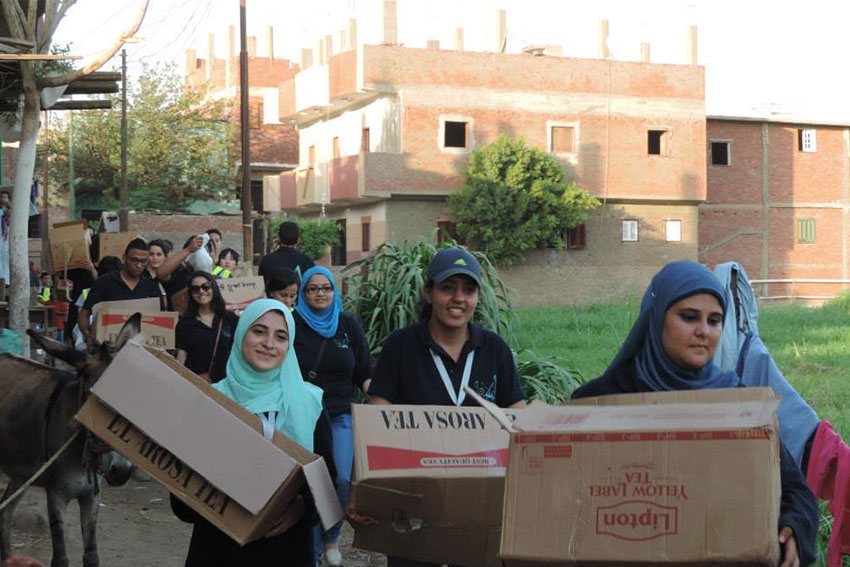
[175,311,239,383]
[82,270,162,312]
[160,264,191,311]
[293,311,371,417]
[369,320,525,408]
[258,248,315,282]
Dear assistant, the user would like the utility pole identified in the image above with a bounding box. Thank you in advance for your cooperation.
[239,0,253,272]
[119,48,129,232]
[68,112,75,219]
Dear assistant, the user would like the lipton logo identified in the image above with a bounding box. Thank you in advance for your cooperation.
[596,500,678,541]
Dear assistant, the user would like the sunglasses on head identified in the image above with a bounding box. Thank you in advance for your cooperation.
[189,282,213,294]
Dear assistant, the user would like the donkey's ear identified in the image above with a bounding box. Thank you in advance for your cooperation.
[26,329,87,368]
[114,312,142,351]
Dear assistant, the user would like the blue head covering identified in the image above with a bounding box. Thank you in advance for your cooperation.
[713,261,760,372]
[213,298,323,451]
[604,260,740,391]
[294,266,343,338]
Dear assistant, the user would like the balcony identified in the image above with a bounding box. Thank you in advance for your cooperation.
[272,152,413,212]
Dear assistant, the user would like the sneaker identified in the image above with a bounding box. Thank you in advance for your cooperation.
[324,547,342,567]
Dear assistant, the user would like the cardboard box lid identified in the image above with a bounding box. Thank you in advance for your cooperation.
[91,297,161,315]
[569,386,778,407]
[216,276,265,310]
[92,341,299,514]
[512,397,779,433]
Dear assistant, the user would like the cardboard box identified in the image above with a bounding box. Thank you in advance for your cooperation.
[48,220,91,271]
[496,389,782,567]
[351,404,521,567]
[92,298,176,350]
[98,232,139,261]
[98,211,120,233]
[216,276,265,310]
[75,342,343,545]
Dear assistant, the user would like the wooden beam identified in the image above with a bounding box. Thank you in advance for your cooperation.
[0,54,83,61]
[48,100,113,111]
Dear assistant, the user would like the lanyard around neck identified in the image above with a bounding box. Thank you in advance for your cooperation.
[430,348,474,406]
[259,411,278,441]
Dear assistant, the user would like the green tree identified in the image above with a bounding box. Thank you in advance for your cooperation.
[448,134,600,265]
[44,61,234,213]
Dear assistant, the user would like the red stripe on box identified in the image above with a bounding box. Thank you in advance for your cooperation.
[101,314,174,330]
[514,429,772,444]
[366,445,508,470]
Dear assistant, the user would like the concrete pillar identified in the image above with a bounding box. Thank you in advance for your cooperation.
[324,34,333,61]
[226,26,235,88]
[339,30,347,53]
[316,39,325,65]
[206,33,214,82]
[266,26,274,61]
[427,39,440,50]
[641,42,650,62]
[599,20,610,59]
[301,48,314,69]
[247,36,257,58]
[383,1,397,44]
[495,9,506,52]
[348,18,358,50]
[454,27,464,51]
[687,25,698,65]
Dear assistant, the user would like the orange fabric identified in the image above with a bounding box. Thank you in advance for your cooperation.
[806,420,850,567]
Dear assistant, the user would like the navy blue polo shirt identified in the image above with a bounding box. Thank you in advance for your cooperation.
[82,270,162,312]
[370,320,525,408]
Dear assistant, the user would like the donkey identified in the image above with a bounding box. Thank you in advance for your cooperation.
[0,315,141,567]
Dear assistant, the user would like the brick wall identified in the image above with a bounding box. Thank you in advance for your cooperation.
[701,119,850,300]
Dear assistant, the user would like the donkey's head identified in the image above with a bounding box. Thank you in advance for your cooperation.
[26,313,143,388]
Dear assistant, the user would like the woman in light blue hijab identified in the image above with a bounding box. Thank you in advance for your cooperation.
[172,298,332,567]
[714,262,820,470]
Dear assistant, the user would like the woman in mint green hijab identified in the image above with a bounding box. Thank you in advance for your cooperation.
[215,298,323,450]
[172,298,334,567]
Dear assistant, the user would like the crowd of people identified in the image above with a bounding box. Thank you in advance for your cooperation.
[14,216,821,567]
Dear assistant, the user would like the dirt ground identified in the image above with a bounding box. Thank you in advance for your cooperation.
[1,474,386,567]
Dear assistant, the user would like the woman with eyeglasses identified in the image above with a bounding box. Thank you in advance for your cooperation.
[175,271,238,384]
[293,266,371,567]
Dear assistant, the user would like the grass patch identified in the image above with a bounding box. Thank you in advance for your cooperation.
[516,300,850,436]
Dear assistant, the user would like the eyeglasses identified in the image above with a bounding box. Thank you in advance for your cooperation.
[189,282,213,294]
[127,257,149,265]
[304,285,334,295]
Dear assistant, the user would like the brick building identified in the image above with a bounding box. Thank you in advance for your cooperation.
[265,7,707,305]
[185,27,300,262]
[700,117,850,301]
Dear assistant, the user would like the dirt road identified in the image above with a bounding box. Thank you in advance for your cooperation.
[2,475,385,567]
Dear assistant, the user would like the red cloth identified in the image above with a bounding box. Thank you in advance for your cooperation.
[806,420,850,567]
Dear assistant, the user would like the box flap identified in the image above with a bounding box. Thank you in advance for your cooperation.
[302,457,345,530]
[354,482,424,527]
[92,342,297,514]
[92,297,161,315]
[513,398,779,433]
[569,386,777,406]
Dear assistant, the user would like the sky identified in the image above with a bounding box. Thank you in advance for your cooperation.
[55,0,850,123]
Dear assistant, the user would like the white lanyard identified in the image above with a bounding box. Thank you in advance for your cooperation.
[430,349,474,406]
[259,411,277,441]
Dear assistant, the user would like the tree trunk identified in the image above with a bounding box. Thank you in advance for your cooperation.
[8,63,41,354]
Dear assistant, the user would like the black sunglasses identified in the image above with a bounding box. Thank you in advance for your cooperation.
[189,282,213,294]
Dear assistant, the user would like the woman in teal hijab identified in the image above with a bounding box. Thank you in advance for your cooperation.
[172,298,334,567]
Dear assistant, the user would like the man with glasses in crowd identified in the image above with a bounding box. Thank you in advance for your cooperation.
[77,238,161,347]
